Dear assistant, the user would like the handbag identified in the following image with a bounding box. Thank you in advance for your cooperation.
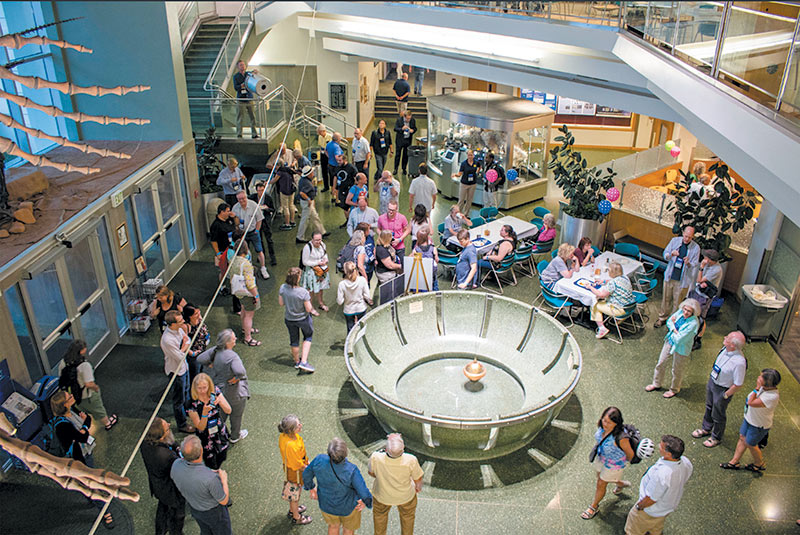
[231,261,248,297]
[589,431,613,463]
[313,265,329,279]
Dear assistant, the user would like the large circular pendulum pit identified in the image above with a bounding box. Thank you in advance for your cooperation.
[344,291,582,461]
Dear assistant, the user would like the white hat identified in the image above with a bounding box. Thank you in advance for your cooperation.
[301,165,314,177]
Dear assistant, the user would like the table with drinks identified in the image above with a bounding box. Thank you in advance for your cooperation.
[467,216,539,254]
[553,251,645,308]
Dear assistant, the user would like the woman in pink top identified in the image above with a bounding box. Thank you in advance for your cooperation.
[533,213,556,251]
[377,200,410,262]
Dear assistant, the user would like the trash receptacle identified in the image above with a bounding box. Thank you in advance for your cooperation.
[407,146,426,178]
[738,284,789,340]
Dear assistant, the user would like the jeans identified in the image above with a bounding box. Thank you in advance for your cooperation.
[394,144,410,174]
[170,372,190,429]
[235,100,257,137]
[296,199,326,241]
[190,504,232,535]
[345,311,365,334]
[374,152,388,180]
[414,71,424,94]
[156,498,186,535]
[286,316,314,347]
[355,160,368,181]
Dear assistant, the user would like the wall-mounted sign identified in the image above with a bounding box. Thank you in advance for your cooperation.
[329,82,347,110]
[556,97,596,116]
[110,190,124,208]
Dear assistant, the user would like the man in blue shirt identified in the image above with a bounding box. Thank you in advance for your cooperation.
[326,132,344,197]
[392,72,411,114]
[303,438,372,534]
[232,60,259,138]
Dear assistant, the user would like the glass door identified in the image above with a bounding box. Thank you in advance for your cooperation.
[158,168,188,273]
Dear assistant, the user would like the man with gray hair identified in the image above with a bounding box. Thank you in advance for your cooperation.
[303,437,372,534]
[692,331,747,448]
[170,435,231,535]
[655,226,700,328]
[196,329,250,443]
[368,433,424,535]
[352,127,372,178]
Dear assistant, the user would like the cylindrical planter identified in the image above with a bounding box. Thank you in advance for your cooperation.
[559,210,607,248]
[202,191,223,234]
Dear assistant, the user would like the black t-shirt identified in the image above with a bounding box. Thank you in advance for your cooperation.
[233,71,251,100]
[209,216,236,252]
[393,79,411,101]
[485,162,506,191]
[335,163,358,203]
[249,192,274,220]
[370,129,392,156]
[298,177,317,201]
[375,245,394,273]
[459,160,479,185]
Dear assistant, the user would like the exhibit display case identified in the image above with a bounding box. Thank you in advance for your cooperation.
[426,91,554,209]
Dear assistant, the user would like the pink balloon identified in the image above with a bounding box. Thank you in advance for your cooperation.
[670,146,681,158]
[606,187,620,202]
[485,169,498,183]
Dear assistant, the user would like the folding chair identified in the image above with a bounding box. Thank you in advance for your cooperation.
[471,216,486,227]
[537,284,575,327]
[479,206,500,222]
[480,255,517,294]
[533,206,551,218]
[437,248,459,282]
[513,243,535,278]
[604,302,639,344]
[614,242,640,260]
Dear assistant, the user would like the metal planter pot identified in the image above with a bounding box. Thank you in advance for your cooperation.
[559,210,607,248]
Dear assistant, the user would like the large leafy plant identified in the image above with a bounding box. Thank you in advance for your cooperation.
[548,125,617,221]
[667,162,760,262]
[196,127,223,194]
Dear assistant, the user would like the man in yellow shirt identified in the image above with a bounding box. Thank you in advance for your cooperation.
[368,433,424,535]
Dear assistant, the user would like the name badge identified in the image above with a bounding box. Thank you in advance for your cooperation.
[674,257,684,270]
[710,363,721,381]
[208,424,219,435]
[380,138,386,148]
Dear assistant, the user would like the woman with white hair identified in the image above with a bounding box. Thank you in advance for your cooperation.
[368,433,424,535]
[590,261,635,339]
[532,212,557,251]
[645,298,701,398]
[303,437,373,534]
[540,243,579,287]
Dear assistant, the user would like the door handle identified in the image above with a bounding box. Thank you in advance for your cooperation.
[58,321,71,335]
[79,302,91,315]
[165,221,173,231]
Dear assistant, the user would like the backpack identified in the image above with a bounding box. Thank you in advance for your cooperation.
[58,364,83,405]
[42,416,71,458]
[336,243,357,274]
[616,423,643,464]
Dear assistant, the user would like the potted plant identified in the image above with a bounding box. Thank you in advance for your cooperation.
[196,127,223,196]
[548,125,617,245]
[667,162,760,263]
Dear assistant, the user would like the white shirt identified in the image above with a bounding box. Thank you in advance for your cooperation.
[710,348,746,388]
[408,174,437,213]
[57,360,95,400]
[744,388,779,429]
[161,327,188,376]
[638,456,693,517]
[232,199,263,233]
[352,136,371,163]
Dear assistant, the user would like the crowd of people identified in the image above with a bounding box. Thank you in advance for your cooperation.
[42,123,790,535]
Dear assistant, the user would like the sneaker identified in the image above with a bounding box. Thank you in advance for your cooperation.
[280,224,292,231]
[294,361,301,369]
[230,429,249,443]
[653,319,666,328]
[595,327,609,339]
[298,362,315,373]
[260,266,270,280]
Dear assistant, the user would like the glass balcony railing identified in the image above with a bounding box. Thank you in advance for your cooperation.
[401,1,623,27]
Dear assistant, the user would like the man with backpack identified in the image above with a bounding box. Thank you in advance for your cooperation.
[332,153,358,228]
[141,417,186,535]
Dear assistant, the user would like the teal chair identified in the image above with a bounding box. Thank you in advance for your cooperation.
[437,222,446,244]
[471,216,486,227]
[480,255,517,294]
[604,302,640,344]
[533,206,551,218]
[536,259,549,278]
[531,240,555,271]
[530,217,543,229]
[537,284,575,327]
[480,206,499,222]
[591,245,602,257]
[437,248,459,285]
[614,242,641,260]
[551,250,558,259]
[514,243,535,278]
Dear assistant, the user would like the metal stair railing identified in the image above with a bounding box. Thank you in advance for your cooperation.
[204,2,255,95]
[179,1,219,53]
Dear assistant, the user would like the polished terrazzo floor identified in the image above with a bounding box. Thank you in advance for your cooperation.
[3,164,799,535]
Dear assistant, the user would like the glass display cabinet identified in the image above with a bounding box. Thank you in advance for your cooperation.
[426,91,554,209]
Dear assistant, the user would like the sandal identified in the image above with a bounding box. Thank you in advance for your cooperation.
[104,414,118,431]
[244,328,260,335]
[644,384,661,392]
[291,514,312,525]
[102,512,115,530]
[720,462,740,470]
[287,505,307,518]
[744,463,766,473]
[581,506,598,520]
[692,429,711,439]
[243,338,262,347]
[703,438,720,448]
[612,480,631,495]
[662,390,677,399]
[319,304,329,312]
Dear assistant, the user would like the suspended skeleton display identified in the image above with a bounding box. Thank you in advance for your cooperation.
[0,20,143,501]
[0,18,150,223]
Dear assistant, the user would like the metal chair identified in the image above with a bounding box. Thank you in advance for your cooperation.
[437,247,459,282]
[531,240,555,273]
[604,302,639,344]
[537,284,575,327]
[437,222,446,244]
[480,255,517,294]
[471,216,486,227]
[614,242,641,260]
[591,245,602,258]
[551,250,558,259]
[530,217,544,229]
[513,243,535,278]
[535,259,549,279]
[479,206,500,222]
[634,276,658,321]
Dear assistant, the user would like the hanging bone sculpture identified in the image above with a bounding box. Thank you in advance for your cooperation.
[0,413,139,502]
[0,18,150,177]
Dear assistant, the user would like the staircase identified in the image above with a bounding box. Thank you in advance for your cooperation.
[374,95,427,119]
[184,22,231,135]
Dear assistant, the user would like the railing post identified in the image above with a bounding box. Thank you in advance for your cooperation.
[710,2,731,79]
[776,15,800,112]
[671,1,681,52]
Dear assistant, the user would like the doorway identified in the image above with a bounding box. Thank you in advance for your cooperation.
[650,119,674,147]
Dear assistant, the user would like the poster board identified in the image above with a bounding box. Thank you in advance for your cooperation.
[403,255,434,293]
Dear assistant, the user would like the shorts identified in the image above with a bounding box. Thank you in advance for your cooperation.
[239,295,261,312]
[281,480,302,502]
[245,230,263,253]
[740,419,769,447]
[321,508,361,530]
[217,252,228,276]
[286,316,313,347]
[593,457,624,482]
